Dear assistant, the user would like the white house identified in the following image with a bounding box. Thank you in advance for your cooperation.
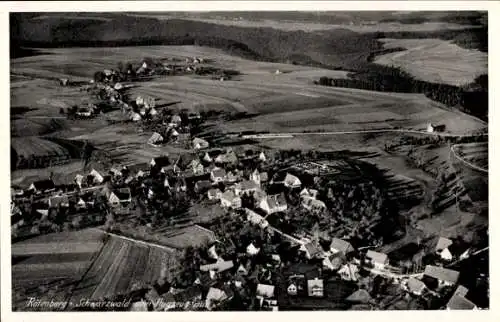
[259,194,288,215]
[435,237,454,261]
[307,278,324,297]
[366,250,389,270]
[210,167,226,183]
[283,173,301,188]
[287,283,298,296]
[256,284,275,298]
[246,243,261,256]
[192,137,209,150]
[338,263,360,281]
[220,190,241,209]
[90,169,104,184]
[147,132,164,146]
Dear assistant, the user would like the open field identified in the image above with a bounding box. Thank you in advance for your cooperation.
[10,45,486,185]
[374,38,487,86]
[68,233,179,306]
[11,229,106,311]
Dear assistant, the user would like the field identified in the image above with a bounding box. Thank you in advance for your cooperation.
[67,234,179,308]
[374,38,487,86]
[10,45,487,187]
[11,229,106,311]
[11,137,69,158]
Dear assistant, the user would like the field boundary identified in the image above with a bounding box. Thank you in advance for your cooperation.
[450,144,488,173]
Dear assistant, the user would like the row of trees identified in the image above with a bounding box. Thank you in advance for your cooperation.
[316,69,488,121]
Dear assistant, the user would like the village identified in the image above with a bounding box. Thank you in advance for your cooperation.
[10,56,486,312]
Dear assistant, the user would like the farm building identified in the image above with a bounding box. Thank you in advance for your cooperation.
[259,194,288,215]
[150,156,170,168]
[220,190,242,209]
[366,250,389,270]
[435,237,454,261]
[424,265,460,288]
[245,208,269,228]
[207,188,222,200]
[446,286,477,310]
[107,187,132,206]
[147,132,164,146]
[215,150,238,165]
[330,238,354,256]
[284,173,302,188]
[210,167,227,183]
[192,137,209,150]
[200,260,234,273]
[28,179,56,194]
[234,180,261,196]
[406,278,426,296]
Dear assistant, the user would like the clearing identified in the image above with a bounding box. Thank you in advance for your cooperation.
[374,38,487,86]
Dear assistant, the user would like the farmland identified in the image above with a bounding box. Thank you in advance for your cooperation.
[67,233,179,309]
[374,38,487,86]
[11,229,106,311]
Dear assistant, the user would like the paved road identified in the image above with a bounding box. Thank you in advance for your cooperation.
[242,128,487,139]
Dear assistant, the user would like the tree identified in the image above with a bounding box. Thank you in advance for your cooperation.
[94,71,106,83]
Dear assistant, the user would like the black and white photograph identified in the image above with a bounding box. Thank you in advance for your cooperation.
[5,3,492,315]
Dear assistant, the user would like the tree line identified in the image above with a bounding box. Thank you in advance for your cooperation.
[316,67,488,121]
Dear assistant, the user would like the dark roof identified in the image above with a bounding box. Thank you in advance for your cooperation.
[125,162,150,173]
[195,180,212,190]
[32,179,55,191]
[153,156,170,168]
[114,188,131,201]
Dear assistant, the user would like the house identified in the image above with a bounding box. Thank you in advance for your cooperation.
[188,159,205,175]
[215,150,238,165]
[130,112,142,122]
[406,278,426,296]
[446,285,477,310]
[300,242,324,259]
[287,283,298,296]
[323,253,344,271]
[258,151,267,162]
[245,208,269,228]
[76,197,87,210]
[256,284,275,298]
[147,132,164,146]
[302,198,326,212]
[237,264,248,276]
[192,137,209,150]
[150,156,170,169]
[234,180,260,196]
[220,190,241,209]
[330,238,355,256]
[366,250,389,270]
[227,171,242,184]
[205,287,230,310]
[258,194,288,215]
[200,260,234,273]
[210,167,226,183]
[338,263,360,281]
[207,188,222,200]
[108,187,132,206]
[260,172,269,183]
[195,180,212,193]
[89,169,104,184]
[246,243,261,256]
[110,167,122,177]
[202,152,212,163]
[48,195,69,208]
[307,278,324,297]
[28,179,56,194]
[435,237,454,261]
[283,173,301,188]
[446,293,477,310]
[250,169,261,185]
[74,174,85,189]
[424,265,460,287]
